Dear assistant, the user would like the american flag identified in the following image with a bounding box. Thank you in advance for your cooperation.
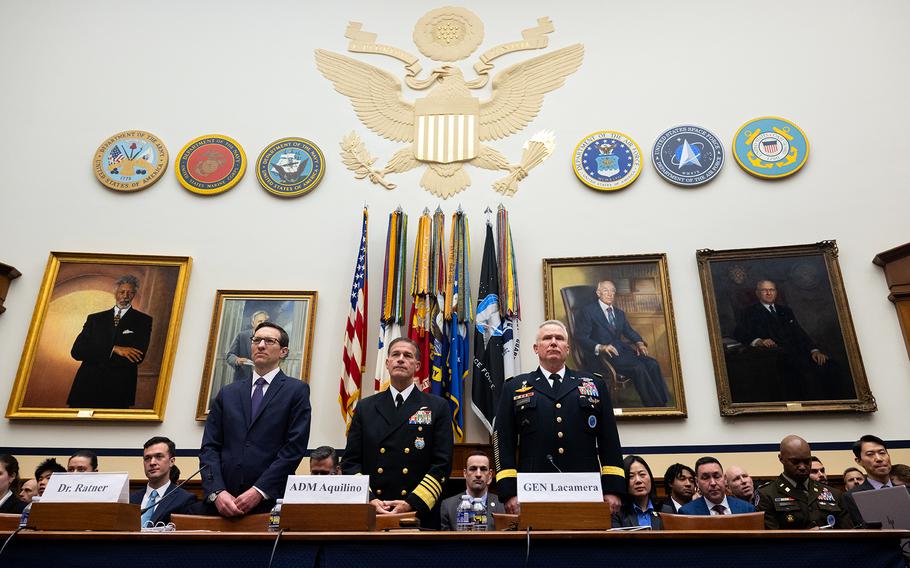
[339,208,368,430]
[108,145,125,166]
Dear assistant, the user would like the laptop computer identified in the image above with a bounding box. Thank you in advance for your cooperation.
[853,485,910,529]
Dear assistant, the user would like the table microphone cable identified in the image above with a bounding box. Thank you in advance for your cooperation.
[267,527,284,568]
[0,527,24,557]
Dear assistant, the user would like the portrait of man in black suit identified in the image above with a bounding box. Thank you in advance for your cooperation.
[67,275,153,408]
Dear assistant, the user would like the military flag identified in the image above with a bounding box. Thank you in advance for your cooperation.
[471,218,505,434]
[445,209,472,442]
[374,207,408,392]
[497,204,522,384]
[338,208,368,429]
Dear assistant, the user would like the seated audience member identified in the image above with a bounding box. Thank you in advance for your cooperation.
[309,446,341,475]
[130,436,196,526]
[0,454,25,514]
[35,458,66,496]
[843,434,904,526]
[440,451,504,531]
[757,435,851,529]
[18,479,38,504]
[679,457,756,516]
[842,467,865,491]
[659,463,695,513]
[67,449,99,472]
[890,464,910,486]
[613,455,662,530]
[809,456,828,484]
[725,465,760,508]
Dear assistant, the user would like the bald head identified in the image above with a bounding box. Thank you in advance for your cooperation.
[779,435,812,483]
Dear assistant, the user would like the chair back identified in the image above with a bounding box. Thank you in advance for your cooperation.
[661,511,765,530]
[560,284,597,367]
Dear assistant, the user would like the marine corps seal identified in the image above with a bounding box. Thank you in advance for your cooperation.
[175,134,246,195]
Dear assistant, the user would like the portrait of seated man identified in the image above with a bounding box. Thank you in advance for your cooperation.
[573,280,670,407]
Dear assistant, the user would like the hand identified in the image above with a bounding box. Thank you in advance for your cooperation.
[757,338,777,348]
[233,487,263,514]
[387,500,413,514]
[234,357,251,367]
[601,344,619,358]
[811,351,828,365]
[635,342,649,356]
[603,493,622,515]
[112,345,144,362]
[371,498,393,514]
[504,496,520,514]
[214,490,244,517]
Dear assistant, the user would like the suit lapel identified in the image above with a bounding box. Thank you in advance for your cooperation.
[250,371,287,428]
[381,389,423,442]
[375,390,398,441]
[533,370,555,400]
[554,370,580,401]
[237,378,253,428]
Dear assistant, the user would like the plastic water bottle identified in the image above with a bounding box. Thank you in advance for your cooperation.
[472,498,487,531]
[268,499,283,532]
[19,496,39,528]
[456,494,473,531]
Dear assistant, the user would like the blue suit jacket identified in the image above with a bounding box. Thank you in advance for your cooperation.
[200,370,311,501]
[574,301,645,365]
[678,496,756,515]
[129,484,197,524]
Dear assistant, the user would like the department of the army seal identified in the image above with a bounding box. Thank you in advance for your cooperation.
[175,134,246,195]
[93,130,168,192]
[652,125,724,187]
[256,138,325,197]
[732,116,809,179]
[573,131,642,191]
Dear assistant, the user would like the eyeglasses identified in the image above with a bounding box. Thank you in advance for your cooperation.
[251,336,281,346]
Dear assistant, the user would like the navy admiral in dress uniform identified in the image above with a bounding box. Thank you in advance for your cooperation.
[341,337,454,527]
[757,435,852,529]
[493,320,626,514]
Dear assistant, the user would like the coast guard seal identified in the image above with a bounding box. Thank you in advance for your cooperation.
[733,116,809,179]
[256,138,325,197]
[175,134,246,195]
[652,125,723,186]
[573,131,642,191]
[93,130,168,192]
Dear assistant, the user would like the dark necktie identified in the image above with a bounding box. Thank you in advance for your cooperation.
[114,308,122,327]
[606,307,616,326]
[712,504,727,515]
[769,305,777,314]
[395,393,405,408]
[550,374,561,389]
[251,377,266,417]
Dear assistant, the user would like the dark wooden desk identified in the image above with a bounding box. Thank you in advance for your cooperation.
[1,529,907,568]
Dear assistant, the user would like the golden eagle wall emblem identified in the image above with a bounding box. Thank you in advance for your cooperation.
[315,6,583,198]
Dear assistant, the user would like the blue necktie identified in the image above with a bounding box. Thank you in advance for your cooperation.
[141,489,159,527]
[606,307,616,326]
[251,377,266,417]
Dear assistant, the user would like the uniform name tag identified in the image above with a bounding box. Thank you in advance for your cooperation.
[283,475,370,504]
[517,472,602,503]
[41,472,130,503]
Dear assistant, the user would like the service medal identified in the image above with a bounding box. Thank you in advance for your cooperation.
[415,437,425,450]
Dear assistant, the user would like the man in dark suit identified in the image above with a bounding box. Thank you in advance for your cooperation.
[440,451,505,530]
[679,457,756,515]
[130,436,196,526]
[199,322,311,517]
[573,280,669,407]
[341,337,453,528]
[733,279,850,401]
[493,320,626,515]
[659,463,696,513]
[843,434,909,526]
[226,310,270,383]
[67,275,153,408]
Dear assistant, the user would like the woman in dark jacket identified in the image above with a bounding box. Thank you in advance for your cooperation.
[0,454,26,514]
[611,455,662,530]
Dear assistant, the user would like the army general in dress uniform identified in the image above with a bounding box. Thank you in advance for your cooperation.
[493,320,626,514]
[757,435,852,529]
[341,337,454,528]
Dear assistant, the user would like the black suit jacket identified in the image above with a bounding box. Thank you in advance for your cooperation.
[200,370,311,504]
[68,306,153,408]
[734,303,817,356]
[574,302,645,366]
[130,484,197,524]
[612,505,663,530]
[439,492,505,530]
[341,388,453,517]
[0,493,25,514]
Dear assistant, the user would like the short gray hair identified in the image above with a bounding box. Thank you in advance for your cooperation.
[538,319,568,336]
[116,275,140,291]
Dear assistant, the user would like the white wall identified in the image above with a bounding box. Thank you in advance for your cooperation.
[1,0,909,456]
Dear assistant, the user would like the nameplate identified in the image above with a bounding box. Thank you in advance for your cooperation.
[41,472,130,503]
[517,472,602,503]
[282,475,370,504]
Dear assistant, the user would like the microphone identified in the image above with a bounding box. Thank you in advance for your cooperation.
[546,454,563,473]
[140,464,208,514]
[818,514,836,530]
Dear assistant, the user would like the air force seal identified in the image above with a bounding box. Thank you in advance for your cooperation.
[175,134,246,195]
[573,131,642,191]
[733,116,809,179]
[256,138,325,197]
[93,130,168,192]
[652,125,723,186]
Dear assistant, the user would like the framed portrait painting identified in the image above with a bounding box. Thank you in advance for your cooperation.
[696,241,874,415]
[196,290,317,420]
[543,254,687,418]
[6,252,191,421]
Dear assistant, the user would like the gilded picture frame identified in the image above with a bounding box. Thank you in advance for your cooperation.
[6,252,191,421]
[696,241,875,416]
[196,289,318,420]
[543,254,687,419]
